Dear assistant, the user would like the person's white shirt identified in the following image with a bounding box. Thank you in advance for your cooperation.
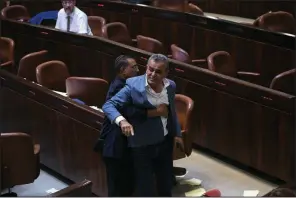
[55,6,93,36]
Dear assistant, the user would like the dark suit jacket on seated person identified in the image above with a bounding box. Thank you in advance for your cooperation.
[95,76,147,158]
[102,74,181,148]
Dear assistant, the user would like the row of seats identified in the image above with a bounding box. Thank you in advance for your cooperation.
[1,35,293,95]
[1,5,295,89]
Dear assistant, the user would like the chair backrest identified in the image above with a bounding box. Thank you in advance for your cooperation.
[66,77,109,107]
[0,37,14,64]
[174,94,194,157]
[88,16,106,37]
[254,11,295,34]
[18,50,49,82]
[187,3,203,15]
[102,22,132,45]
[36,60,70,92]
[48,180,93,197]
[136,35,164,53]
[170,44,191,63]
[270,68,296,95]
[1,5,30,21]
[207,51,237,77]
[152,0,188,12]
[0,132,38,188]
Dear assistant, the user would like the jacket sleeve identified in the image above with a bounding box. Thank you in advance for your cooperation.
[102,83,132,123]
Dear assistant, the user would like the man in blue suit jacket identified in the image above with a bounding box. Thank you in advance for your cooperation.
[102,54,184,196]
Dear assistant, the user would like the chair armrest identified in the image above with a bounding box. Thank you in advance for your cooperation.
[237,71,261,84]
[1,61,14,72]
[192,59,207,68]
[34,144,40,155]
[132,38,137,47]
[1,61,13,67]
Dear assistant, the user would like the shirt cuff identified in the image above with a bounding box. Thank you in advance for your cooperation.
[114,116,126,126]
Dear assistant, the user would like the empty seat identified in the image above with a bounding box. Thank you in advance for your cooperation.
[1,5,30,22]
[1,132,40,196]
[88,16,106,37]
[0,37,15,69]
[172,94,194,179]
[66,77,109,107]
[187,3,203,15]
[102,22,134,45]
[18,50,50,82]
[36,60,70,92]
[270,68,296,95]
[253,11,295,34]
[152,0,188,12]
[207,51,260,83]
[170,44,207,67]
[136,35,164,53]
[47,180,93,197]
[173,94,194,160]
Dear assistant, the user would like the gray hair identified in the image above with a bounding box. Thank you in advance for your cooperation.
[147,54,169,70]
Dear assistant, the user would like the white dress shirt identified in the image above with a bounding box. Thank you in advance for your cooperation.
[115,76,170,136]
[55,7,93,36]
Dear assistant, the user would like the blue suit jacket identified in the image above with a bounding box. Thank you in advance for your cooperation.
[102,75,181,148]
[97,77,146,158]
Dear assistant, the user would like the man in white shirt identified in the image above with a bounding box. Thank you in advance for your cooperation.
[102,54,184,196]
[55,0,93,36]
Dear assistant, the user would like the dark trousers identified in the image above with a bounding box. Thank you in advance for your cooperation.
[131,136,174,197]
[103,156,134,197]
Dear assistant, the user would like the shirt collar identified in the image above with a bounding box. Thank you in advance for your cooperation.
[66,6,76,18]
[145,74,170,88]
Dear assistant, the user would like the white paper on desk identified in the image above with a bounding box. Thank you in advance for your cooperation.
[90,106,103,113]
[185,187,206,197]
[52,90,68,97]
[180,178,202,186]
[243,190,259,197]
[46,188,58,193]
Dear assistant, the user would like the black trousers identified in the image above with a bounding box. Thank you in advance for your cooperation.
[103,155,134,197]
[131,136,174,197]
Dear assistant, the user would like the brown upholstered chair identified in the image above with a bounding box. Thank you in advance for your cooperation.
[88,16,106,37]
[0,37,15,69]
[207,51,261,84]
[102,22,136,46]
[253,11,296,34]
[269,68,296,95]
[173,94,194,159]
[0,132,40,196]
[47,180,93,197]
[170,44,207,67]
[152,0,188,12]
[136,35,164,53]
[36,60,70,92]
[1,5,30,22]
[17,50,50,82]
[172,94,194,178]
[66,77,109,107]
[186,3,203,15]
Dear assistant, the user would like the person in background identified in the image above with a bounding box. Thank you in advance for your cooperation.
[95,55,170,196]
[55,0,93,35]
[102,54,184,197]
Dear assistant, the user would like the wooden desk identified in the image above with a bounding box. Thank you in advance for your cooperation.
[0,70,107,196]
